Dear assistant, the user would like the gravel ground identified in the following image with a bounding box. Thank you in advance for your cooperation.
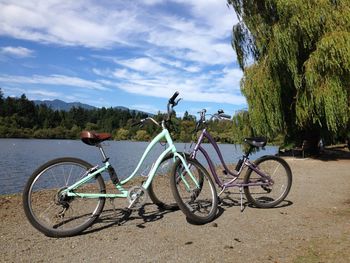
[1,155,349,263]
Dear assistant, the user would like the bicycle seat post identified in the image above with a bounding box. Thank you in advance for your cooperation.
[97,143,109,163]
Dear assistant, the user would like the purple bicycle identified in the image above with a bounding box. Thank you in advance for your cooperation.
[186,109,293,211]
[149,109,292,220]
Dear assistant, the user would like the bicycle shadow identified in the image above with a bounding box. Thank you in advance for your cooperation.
[215,191,293,218]
[80,203,178,236]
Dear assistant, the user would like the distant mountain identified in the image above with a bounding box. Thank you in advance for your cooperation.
[33,99,152,116]
[33,99,96,111]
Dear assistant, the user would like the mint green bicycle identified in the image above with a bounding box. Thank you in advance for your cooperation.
[23,92,218,237]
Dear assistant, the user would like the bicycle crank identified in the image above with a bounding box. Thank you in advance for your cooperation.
[127,186,148,210]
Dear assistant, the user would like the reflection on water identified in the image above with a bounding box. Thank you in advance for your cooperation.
[0,139,277,194]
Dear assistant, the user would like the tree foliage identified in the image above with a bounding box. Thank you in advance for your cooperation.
[227,0,350,145]
[0,91,146,139]
[0,91,257,143]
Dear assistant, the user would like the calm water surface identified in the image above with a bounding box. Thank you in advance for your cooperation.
[0,139,277,194]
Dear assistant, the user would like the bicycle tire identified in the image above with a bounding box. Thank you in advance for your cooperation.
[148,152,204,210]
[147,153,179,210]
[23,157,106,237]
[170,157,218,224]
[243,155,292,208]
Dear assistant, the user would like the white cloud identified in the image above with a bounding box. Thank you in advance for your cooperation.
[117,57,166,74]
[92,67,145,81]
[216,67,243,92]
[146,55,186,71]
[2,86,61,98]
[0,1,141,48]
[91,56,244,105]
[108,69,246,105]
[140,0,164,5]
[2,86,107,105]
[26,89,61,97]
[183,65,201,73]
[112,69,144,80]
[145,14,236,65]
[130,104,160,114]
[119,82,245,104]
[0,1,238,65]
[0,74,109,91]
[174,0,236,38]
[0,46,34,57]
[0,1,244,107]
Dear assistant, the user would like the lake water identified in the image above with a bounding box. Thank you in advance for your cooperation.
[0,138,278,194]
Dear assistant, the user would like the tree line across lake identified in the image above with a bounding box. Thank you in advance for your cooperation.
[0,91,261,145]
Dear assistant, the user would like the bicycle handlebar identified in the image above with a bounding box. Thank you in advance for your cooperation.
[133,92,181,127]
[131,117,160,128]
[131,120,143,127]
[218,113,231,120]
[195,109,231,131]
[168,91,179,105]
[216,109,231,120]
[167,91,181,121]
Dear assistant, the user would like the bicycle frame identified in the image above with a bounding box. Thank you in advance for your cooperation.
[63,127,197,199]
[191,128,273,190]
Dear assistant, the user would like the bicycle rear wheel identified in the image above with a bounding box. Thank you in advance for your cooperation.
[23,157,106,237]
[148,153,179,210]
[243,155,292,208]
[170,157,217,224]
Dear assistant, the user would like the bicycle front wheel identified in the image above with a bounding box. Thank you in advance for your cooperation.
[170,157,217,224]
[243,155,292,208]
[23,157,106,237]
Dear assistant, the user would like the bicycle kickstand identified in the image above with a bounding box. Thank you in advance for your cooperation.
[239,186,244,212]
[110,198,118,217]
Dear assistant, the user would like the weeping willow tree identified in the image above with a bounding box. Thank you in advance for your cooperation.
[227,0,350,147]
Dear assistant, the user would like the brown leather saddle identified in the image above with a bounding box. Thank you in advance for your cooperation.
[80,131,112,146]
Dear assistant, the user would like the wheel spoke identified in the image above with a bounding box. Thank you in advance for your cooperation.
[244,156,292,208]
[23,158,106,237]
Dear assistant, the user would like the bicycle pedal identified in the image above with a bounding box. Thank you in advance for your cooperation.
[127,186,148,210]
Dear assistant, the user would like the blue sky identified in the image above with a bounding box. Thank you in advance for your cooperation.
[0,0,246,118]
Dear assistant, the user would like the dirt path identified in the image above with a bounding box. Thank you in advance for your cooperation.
[1,157,349,263]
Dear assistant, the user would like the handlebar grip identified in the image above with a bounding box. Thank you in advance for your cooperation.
[169,91,179,104]
[131,120,143,127]
[220,114,231,119]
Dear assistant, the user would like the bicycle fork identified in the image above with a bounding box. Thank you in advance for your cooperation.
[173,154,201,190]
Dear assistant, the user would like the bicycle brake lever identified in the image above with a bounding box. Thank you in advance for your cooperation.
[131,119,145,127]
[173,98,182,107]
[131,121,141,127]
